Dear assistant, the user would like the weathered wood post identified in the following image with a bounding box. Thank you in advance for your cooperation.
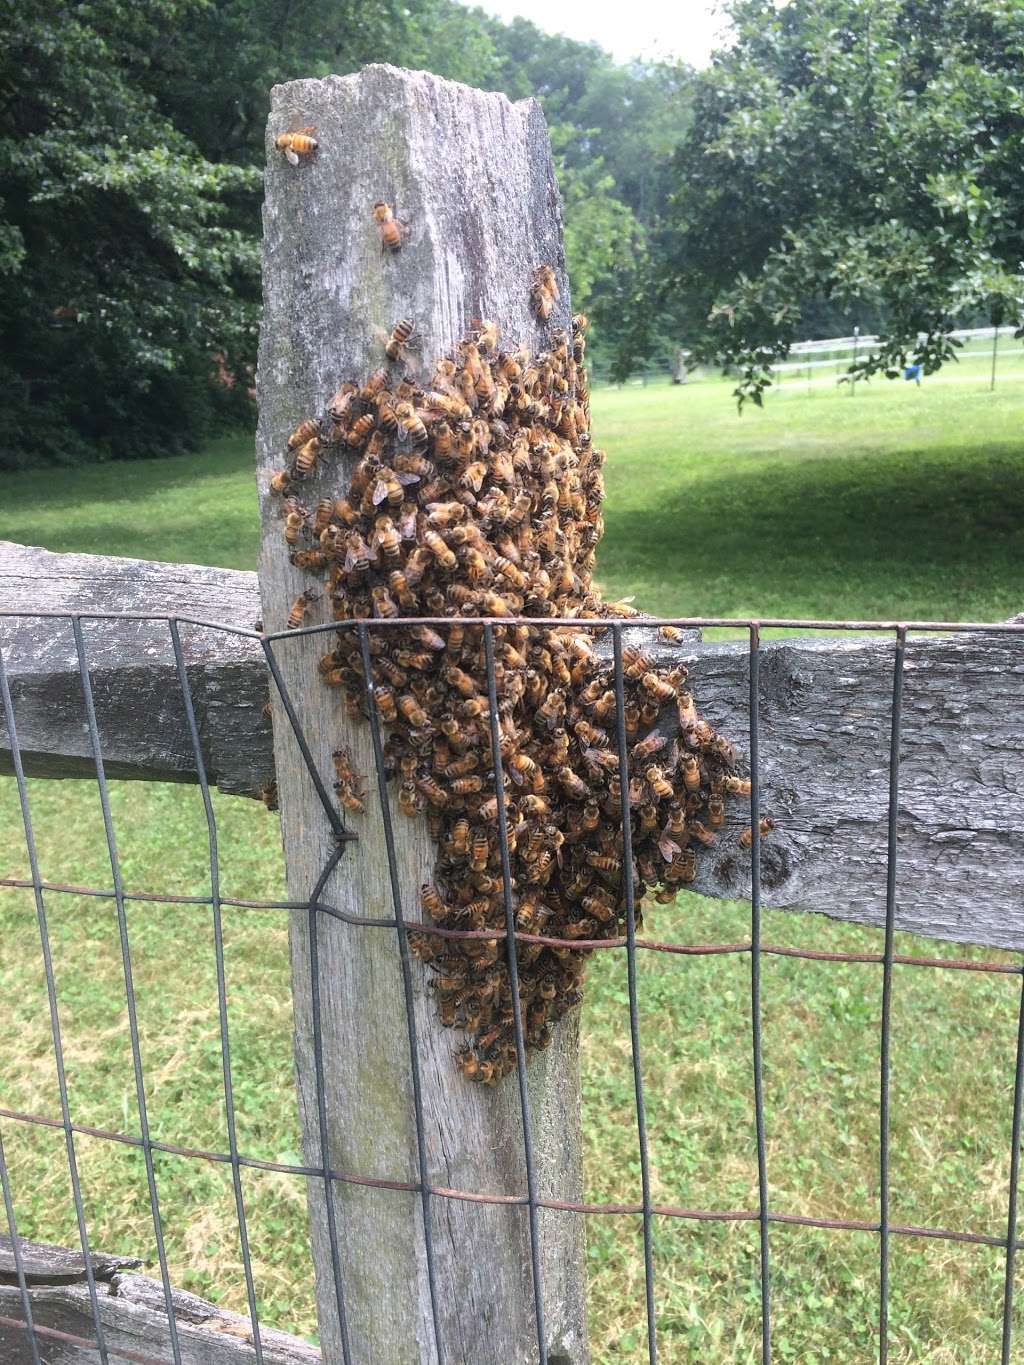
[255,65,587,1364]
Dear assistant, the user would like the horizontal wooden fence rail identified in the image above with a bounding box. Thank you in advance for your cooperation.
[0,1236,320,1364]
[2,536,1022,951]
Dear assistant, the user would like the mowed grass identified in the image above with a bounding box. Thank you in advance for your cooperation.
[4,361,1024,621]
[2,373,1024,1361]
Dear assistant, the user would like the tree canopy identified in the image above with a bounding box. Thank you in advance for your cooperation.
[665,0,1024,404]
[8,0,1016,463]
[0,0,690,466]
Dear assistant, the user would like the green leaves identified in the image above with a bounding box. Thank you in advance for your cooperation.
[0,0,262,466]
[663,0,1024,406]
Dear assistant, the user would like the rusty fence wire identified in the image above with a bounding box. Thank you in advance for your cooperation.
[0,609,1023,1364]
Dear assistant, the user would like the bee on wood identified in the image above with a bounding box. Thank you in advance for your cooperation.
[275,124,318,165]
[346,412,377,449]
[385,318,417,362]
[395,402,429,448]
[530,264,559,320]
[290,548,327,571]
[371,585,399,619]
[372,200,405,252]
[286,590,319,630]
[288,418,321,449]
[739,818,774,848]
[283,505,307,546]
[471,318,500,352]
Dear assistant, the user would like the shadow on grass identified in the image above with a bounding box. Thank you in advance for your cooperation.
[601,441,1024,618]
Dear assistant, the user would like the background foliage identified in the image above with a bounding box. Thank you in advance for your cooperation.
[2,0,1021,464]
[0,0,687,467]
[665,0,1024,405]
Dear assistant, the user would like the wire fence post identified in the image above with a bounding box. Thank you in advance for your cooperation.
[253,65,588,1363]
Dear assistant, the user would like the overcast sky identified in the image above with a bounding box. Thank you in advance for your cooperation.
[466,0,728,66]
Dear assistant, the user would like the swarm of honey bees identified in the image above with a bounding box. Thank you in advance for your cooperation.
[269,275,763,1084]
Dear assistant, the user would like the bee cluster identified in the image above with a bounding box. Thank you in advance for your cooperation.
[270,292,752,1084]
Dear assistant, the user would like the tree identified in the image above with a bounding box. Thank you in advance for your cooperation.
[665,0,1024,405]
[0,0,695,466]
[0,0,265,466]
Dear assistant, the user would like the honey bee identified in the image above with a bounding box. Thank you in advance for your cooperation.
[632,733,667,763]
[398,695,429,728]
[470,829,490,872]
[409,624,446,651]
[292,438,321,480]
[288,418,321,449]
[739,818,774,848]
[346,412,377,449]
[374,685,398,723]
[645,766,674,799]
[395,402,428,448]
[385,317,417,362]
[270,469,292,495]
[427,500,467,528]
[641,672,677,704]
[312,498,334,535]
[451,776,483,795]
[344,532,373,581]
[399,780,421,817]
[327,382,358,422]
[667,849,697,884]
[283,507,307,546]
[330,749,361,796]
[724,775,752,796]
[708,793,725,828]
[471,318,500,352]
[286,590,319,630]
[372,466,419,507]
[275,125,318,165]
[530,264,558,320]
[372,200,404,252]
[334,779,367,816]
[371,585,399,619]
[586,852,621,875]
[290,548,327,571]
[417,774,448,807]
[421,884,447,921]
[622,645,654,679]
[423,529,457,571]
[360,367,389,404]
[681,755,701,793]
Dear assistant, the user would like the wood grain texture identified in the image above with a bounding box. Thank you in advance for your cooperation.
[3,540,1023,951]
[679,630,1024,950]
[0,540,270,797]
[256,65,587,1365]
[0,1237,319,1364]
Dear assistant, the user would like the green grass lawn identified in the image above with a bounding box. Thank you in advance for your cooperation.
[2,374,1024,1361]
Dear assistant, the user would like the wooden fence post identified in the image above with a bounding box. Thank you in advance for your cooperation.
[255,65,587,1364]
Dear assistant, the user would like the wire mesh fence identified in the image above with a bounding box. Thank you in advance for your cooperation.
[1,607,1023,1364]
